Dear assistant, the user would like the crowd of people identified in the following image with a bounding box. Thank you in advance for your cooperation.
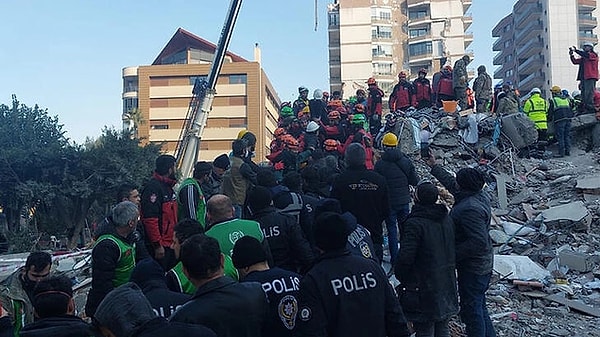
[9,45,600,336]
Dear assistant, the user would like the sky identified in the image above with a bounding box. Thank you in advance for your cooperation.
[0,0,516,143]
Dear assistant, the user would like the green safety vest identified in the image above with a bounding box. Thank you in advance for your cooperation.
[524,94,548,130]
[177,178,206,227]
[171,254,239,295]
[96,234,136,287]
[205,219,265,257]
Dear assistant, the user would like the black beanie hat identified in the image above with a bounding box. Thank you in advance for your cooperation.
[232,236,267,269]
[314,212,349,251]
[213,154,230,170]
[456,167,485,192]
[193,161,212,179]
[416,183,439,205]
[248,186,272,212]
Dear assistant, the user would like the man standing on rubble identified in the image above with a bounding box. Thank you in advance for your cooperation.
[473,65,493,113]
[570,42,598,114]
[389,71,416,112]
[426,155,496,337]
[549,85,574,157]
[523,87,549,144]
[453,55,471,110]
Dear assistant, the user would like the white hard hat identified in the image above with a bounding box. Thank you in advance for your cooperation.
[583,41,594,48]
[531,87,541,94]
[306,121,320,133]
[572,90,581,97]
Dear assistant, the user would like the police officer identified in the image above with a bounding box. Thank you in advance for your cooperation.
[232,236,301,337]
[294,212,410,337]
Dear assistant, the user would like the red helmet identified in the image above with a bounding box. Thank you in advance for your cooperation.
[398,71,407,79]
[354,104,365,113]
[367,77,377,85]
[274,127,287,138]
[443,65,452,72]
[324,139,338,151]
[284,135,299,151]
[328,110,340,120]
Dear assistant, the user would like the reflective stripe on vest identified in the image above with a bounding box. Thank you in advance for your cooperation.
[177,177,206,226]
[96,234,136,287]
[172,262,196,294]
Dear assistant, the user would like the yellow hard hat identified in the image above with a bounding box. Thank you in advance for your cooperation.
[382,133,398,147]
[237,129,248,139]
[550,85,561,94]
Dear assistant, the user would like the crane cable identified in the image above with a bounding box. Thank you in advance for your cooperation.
[314,0,318,31]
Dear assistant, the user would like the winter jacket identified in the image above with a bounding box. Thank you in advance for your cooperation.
[95,215,149,262]
[453,59,469,89]
[549,96,574,122]
[473,72,493,100]
[242,268,301,337]
[0,270,34,335]
[374,148,419,207]
[340,130,375,170]
[389,81,416,111]
[342,212,377,261]
[19,316,97,337]
[250,207,314,273]
[496,92,519,116]
[170,276,268,337]
[413,78,432,105]
[140,172,178,248]
[571,50,599,80]
[430,165,493,275]
[367,86,385,116]
[0,317,12,337]
[394,203,459,323]
[330,166,389,247]
[132,318,216,337]
[221,156,256,206]
[309,99,329,124]
[294,250,410,337]
[523,92,548,129]
[85,230,136,317]
[201,170,224,201]
[177,177,206,226]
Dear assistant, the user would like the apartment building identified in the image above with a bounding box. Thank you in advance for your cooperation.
[327,0,473,98]
[492,0,600,96]
[122,28,280,161]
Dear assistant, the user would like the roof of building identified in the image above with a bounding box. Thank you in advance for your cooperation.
[152,27,247,65]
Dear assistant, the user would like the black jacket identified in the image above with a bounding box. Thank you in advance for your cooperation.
[251,207,314,273]
[298,192,320,255]
[330,166,389,246]
[136,280,190,318]
[308,99,329,124]
[94,215,150,262]
[394,203,458,322]
[170,276,268,337]
[294,250,410,337]
[342,212,377,261]
[242,268,301,337]
[374,149,419,207]
[19,316,97,337]
[430,165,493,275]
[133,317,216,337]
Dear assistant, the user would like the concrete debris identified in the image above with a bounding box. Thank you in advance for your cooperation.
[559,250,595,273]
[502,221,537,236]
[493,255,551,281]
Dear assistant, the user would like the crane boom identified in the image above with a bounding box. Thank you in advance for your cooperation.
[175,0,243,179]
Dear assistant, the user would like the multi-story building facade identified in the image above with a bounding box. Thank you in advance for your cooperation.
[492,0,599,96]
[122,28,280,161]
[327,0,472,98]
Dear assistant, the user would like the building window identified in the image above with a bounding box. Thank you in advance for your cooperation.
[372,44,393,57]
[504,40,511,48]
[229,74,247,84]
[505,69,513,78]
[408,42,432,57]
[504,54,513,63]
[123,98,138,113]
[373,62,393,75]
[409,28,429,38]
[379,10,391,20]
[151,124,169,130]
[189,48,214,64]
[189,76,208,85]
[160,50,187,65]
[409,10,428,20]
[329,12,339,27]
[123,78,138,93]
[503,24,511,32]
[372,26,392,39]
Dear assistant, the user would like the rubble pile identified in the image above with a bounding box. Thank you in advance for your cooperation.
[395,107,600,336]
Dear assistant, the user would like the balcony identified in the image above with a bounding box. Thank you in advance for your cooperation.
[579,15,598,29]
[407,0,431,8]
[408,51,434,64]
[463,0,472,12]
[579,32,599,46]
[492,37,507,52]
[122,66,138,78]
[517,56,543,75]
[492,14,513,37]
[493,52,510,66]
[463,13,473,30]
[407,15,431,27]
[578,0,596,11]
[515,21,542,43]
[515,3,542,29]
[516,40,544,59]
[408,34,432,44]
[518,72,545,92]
[464,33,474,48]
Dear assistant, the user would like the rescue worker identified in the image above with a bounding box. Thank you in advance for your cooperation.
[490,82,503,114]
[0,252,52,335]
[496,83,519,117]
[413,68,432,108]
[549,86,574,157]
[140,154,178,270]
[433,65,454,107]
[571,90,582,114]
[331,143,389,261]
[85,201,139,317]
[177,161,212,226]
[389,71,416,112]
[523,87,549,143]
[294,212,411,337]
[293,86,311,117]
[453,55,471,110]
[232,236,301,337]
[340,114,375,170]
[201,154,230,201]
[473,65,493,113]
[374,132,419,274]
[309,89,329,124]
[395,182,458,337]
[221,139,257,218]
[570,42,599,114]
[170,235,269,337]
[366,77,385,119]
[247,186,314,273]
[19,276,96,337]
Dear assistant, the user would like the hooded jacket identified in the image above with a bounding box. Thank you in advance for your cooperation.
[571,49,599,80]
[342,212,377,261]
[394,203,458,323]
[430,165,493,275]
[140,172,178,248]
[0,269,34,335]
[374,148,419,207]
[19,316,97,337]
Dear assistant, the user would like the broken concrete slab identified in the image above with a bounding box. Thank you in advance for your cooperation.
[559,250,595,273]
[576,177,600,195]
[502,221,536,236]
[494,255,551,281]
[570,113,599,130]
[539,201,592,230]
[545,293,600,317]
[490,229,512,244]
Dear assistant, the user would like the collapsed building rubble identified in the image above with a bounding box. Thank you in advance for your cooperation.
[390,105,600,336]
